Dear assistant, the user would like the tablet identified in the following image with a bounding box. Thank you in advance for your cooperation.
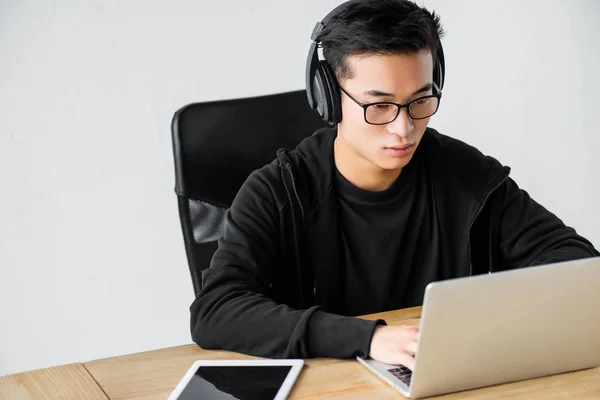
[167,359,304,400]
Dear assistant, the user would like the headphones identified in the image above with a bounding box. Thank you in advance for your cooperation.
[305,0,446,126]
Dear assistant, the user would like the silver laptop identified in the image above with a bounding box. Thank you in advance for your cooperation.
[357,256,600,398]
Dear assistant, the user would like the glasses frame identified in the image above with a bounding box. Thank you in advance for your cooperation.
[339,84,442,125]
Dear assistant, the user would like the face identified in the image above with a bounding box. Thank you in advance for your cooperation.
[336,50,435,173]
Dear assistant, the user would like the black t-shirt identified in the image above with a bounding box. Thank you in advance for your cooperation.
[335,154,441,316]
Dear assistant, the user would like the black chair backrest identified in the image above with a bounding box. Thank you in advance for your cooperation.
[171,90,327,296]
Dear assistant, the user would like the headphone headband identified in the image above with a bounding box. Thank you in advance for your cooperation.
[310,22,325,41]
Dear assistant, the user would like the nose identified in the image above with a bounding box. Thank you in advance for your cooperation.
[386,107,413,138]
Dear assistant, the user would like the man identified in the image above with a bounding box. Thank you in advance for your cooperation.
[190,0,598,370]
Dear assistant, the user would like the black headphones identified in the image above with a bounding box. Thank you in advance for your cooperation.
[305,0,446,126]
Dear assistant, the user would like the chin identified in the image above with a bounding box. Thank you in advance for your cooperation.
[377,154,415,171]
[375,159,410,171]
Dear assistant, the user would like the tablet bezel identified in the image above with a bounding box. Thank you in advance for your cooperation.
[167,358,305,400]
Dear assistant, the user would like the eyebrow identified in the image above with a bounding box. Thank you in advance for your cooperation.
[363,83,433,98]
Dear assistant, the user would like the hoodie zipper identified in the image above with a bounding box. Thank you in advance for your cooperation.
[284,163,305,220]
[281,161,316,297]
[467,173,509,276]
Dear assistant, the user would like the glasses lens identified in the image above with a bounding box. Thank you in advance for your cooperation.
[365,103,399,125]
[408,96,439,119]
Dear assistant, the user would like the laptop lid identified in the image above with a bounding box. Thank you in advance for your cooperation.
[410,256,600,398]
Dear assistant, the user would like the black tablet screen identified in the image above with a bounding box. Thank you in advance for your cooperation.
[176,365,293,400]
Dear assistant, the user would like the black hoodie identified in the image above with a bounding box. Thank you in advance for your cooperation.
[190,127,598,360]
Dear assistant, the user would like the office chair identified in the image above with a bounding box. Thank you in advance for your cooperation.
[171,90,327,296]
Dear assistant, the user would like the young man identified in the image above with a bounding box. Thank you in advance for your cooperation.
[190,0,598,370]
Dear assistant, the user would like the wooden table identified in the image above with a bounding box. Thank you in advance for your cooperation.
[0,363,108,400]
[2,307,600,399]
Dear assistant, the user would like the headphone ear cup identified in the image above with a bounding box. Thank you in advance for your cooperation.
[312,67,331,122]
[434,46,445,91]
[320,61,342,125]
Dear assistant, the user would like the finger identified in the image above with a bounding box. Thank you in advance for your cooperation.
[403,325,419,332]
[394,351,415,371]
[405,340,418,355]
[404,328,419,342]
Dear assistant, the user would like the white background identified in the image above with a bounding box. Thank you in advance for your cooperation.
[1,0,598,376]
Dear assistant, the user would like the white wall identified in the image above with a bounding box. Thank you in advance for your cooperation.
[0,0,598,376]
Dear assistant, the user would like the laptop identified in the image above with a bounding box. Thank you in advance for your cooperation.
[357,256,600,398]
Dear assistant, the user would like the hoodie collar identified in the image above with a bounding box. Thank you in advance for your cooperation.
[277,126,510,215]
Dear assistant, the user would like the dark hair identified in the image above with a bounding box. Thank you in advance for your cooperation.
[320,0,445,81]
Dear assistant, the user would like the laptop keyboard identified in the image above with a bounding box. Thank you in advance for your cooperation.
[388,366,412,386]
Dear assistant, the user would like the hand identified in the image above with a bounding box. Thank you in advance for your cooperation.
[369,325,419,370]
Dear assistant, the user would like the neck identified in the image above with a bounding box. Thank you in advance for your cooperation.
[333,134,401,192]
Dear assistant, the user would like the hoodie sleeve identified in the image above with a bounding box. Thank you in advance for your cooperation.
[189,165,384,359]
[496,178,599,269]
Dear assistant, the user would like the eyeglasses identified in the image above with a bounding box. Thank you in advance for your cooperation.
[339,85,442,125]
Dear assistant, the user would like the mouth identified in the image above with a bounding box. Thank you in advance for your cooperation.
[384,143,415,157]
[385,144,414,151]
